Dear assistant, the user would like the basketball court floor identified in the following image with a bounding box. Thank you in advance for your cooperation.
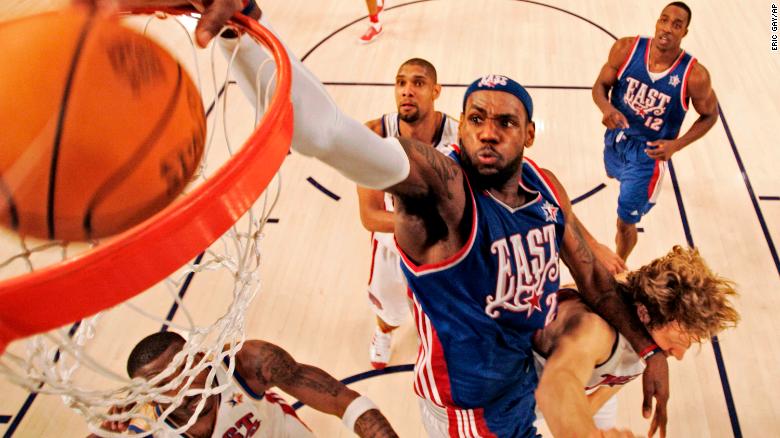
[1,0,779,436]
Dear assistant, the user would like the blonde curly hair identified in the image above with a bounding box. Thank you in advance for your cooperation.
[618,245,739,342]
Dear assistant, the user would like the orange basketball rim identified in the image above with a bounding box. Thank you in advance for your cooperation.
[0,9,293,354]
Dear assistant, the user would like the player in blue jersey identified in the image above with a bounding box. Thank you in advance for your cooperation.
[85,0,672,436]
[592,1,718,262]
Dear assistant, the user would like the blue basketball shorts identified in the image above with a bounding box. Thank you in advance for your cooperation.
[603,129,667,225]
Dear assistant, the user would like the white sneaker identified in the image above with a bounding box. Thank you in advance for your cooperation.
[370,328,392,369]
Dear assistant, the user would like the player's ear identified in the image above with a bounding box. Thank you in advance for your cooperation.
[636,303,651,325]
[433,84,442,100]
[524,120,535,148]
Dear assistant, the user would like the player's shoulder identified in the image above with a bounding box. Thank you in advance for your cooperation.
[687,59,711,85]
[442,112,460,125]
[557,302,614,354]
[614,35,640,50]
[364,118,384,136]
[534,166,564,196]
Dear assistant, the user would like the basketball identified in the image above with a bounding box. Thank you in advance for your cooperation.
[0,8,206,241]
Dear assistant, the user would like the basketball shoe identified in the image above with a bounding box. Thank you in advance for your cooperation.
[360,23,383,44]
[369,327,392,369]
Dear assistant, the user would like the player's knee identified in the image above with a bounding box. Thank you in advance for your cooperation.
[616,217,637,233]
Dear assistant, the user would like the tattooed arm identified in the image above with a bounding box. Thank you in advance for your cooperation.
[542,169,669,438]
[236,340,398,437]
[388,137,467,265]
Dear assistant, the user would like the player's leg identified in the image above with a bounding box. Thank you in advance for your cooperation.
[603,130,635,259]
[602,130,625,181]
[613,137,663,261]
[615,218,637,261]
[216,12,408,189]
[366,241,408,369]
[417,398,451,438]
[370,315,396,369]
[360,0,383,44]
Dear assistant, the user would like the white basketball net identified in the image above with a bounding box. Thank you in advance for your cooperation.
[0,13,281,437]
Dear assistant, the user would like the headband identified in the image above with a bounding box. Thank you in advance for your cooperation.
[462,74,533,121]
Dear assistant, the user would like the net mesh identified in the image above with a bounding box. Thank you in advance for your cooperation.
[0,10,284,437]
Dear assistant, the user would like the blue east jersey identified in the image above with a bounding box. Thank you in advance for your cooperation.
[603,36,696,224]
[398,151,565,437]
[609,35,697,141]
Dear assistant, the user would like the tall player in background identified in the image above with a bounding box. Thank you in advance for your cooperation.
[360,0,384,43]
[592,1,718,262]
[358,58,458,369]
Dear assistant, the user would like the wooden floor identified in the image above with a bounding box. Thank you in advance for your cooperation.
[1,0,779,436]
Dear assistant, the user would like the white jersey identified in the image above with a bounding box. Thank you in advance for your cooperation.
[128,366,313,437]
[533,330,646,392]
[373,112,459,249]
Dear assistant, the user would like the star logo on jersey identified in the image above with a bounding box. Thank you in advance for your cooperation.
[522,290,544,315]
[668,74,681,88]
[228,393,244,407]
[541,201,559,223]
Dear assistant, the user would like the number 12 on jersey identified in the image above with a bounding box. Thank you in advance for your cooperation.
[644,116,664,131]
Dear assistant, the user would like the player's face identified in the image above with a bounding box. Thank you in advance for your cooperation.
[458,91,534,189]
[138,347,219,424]
[650,321,694,360]
[654,5,689,50]
[395,64,440,124]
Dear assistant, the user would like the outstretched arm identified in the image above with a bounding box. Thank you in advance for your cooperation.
[211,6,466,247]
[236,340,398,438]
[93,0,465,263]
[645,63,719,161]
[543,169,669,438]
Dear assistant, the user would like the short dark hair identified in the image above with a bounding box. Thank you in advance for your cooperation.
[666,2,692,27]
[399,58,438,84]
[127,332,186,378]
